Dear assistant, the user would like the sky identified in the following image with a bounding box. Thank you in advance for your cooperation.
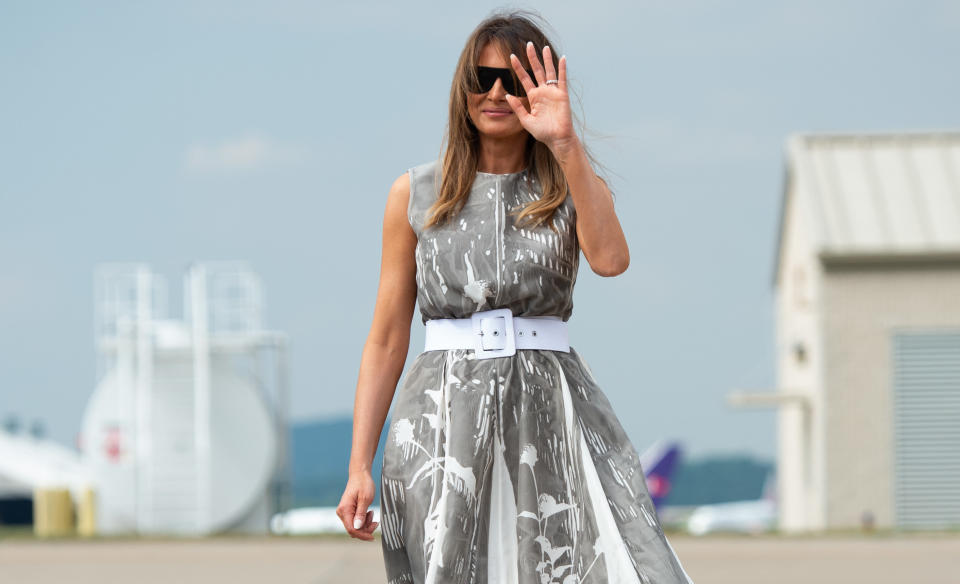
[1,1,958,461]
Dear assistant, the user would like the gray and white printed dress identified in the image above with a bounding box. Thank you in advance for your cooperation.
[379,159,695,584]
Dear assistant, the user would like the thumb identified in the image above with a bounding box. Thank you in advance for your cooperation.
[505,93,530,123]
[353,503,368,529]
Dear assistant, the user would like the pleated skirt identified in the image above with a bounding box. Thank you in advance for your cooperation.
[379,346,695,584]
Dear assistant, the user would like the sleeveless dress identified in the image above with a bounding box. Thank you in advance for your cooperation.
[379,159,696,584]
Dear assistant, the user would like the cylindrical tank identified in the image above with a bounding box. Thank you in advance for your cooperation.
[79,352,278,535]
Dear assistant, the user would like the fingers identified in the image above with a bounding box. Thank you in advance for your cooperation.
[337,491,377,541]
[558,55,567,91]
[357,510,378,540]
[353,501,369,530]
[337,501,361,535]
[513,42,562,94]
[509,53,536,95]
[525,41,546,85]
[542,45,557,82]
[360,510,379,535]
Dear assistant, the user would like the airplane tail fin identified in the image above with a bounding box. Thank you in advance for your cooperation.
[640,439,682,509]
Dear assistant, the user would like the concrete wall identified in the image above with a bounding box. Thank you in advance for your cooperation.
[820,261,960,528]
[775,182,826,532]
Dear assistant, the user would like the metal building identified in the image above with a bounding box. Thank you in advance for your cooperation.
[730,131,960,532]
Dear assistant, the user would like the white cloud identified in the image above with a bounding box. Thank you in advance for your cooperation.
[183,133,310,173]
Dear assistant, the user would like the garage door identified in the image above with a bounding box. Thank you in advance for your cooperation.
[892,330,960,529]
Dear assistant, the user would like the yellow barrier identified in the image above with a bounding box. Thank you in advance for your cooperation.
[76,486,97,537]
[33,487,75,537]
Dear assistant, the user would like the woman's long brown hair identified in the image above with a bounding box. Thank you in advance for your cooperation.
[422,9,607,235]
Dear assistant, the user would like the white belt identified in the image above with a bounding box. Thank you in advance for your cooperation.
[423,308,569,359]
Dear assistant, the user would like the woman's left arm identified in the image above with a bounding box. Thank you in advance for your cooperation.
[505,42,630,277]
[551,136,629,277]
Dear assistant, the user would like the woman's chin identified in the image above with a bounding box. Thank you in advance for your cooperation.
[476,123,527,140]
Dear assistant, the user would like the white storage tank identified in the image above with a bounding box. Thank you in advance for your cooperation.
[80,261,290,535]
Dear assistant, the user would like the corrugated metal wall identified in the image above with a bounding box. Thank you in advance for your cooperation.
[891,330,960,529]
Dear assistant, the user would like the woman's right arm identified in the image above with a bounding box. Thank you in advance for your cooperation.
[337,171,417,541]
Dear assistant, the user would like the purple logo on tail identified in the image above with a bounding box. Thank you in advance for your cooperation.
[641,440,682,510]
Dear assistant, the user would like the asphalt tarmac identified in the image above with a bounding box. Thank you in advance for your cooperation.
[0,532,958,583]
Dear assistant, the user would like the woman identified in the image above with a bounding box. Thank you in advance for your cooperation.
[338,10,696,584]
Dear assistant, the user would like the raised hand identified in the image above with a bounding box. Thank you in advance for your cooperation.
[504,42,577,156]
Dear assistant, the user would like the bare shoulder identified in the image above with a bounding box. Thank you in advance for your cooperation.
[382,172,415,246]
[380,171,407,220]
[388,171,410,199]
[383,171,411,223]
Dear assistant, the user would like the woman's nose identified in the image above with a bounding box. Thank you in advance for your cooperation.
[488,78,508,99]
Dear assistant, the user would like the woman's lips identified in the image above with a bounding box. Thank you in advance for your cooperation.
[483,110,513,117]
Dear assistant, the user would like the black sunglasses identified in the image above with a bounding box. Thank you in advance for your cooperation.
[471,66,534,97]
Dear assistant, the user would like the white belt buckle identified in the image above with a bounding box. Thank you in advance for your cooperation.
[470,308,515,359]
